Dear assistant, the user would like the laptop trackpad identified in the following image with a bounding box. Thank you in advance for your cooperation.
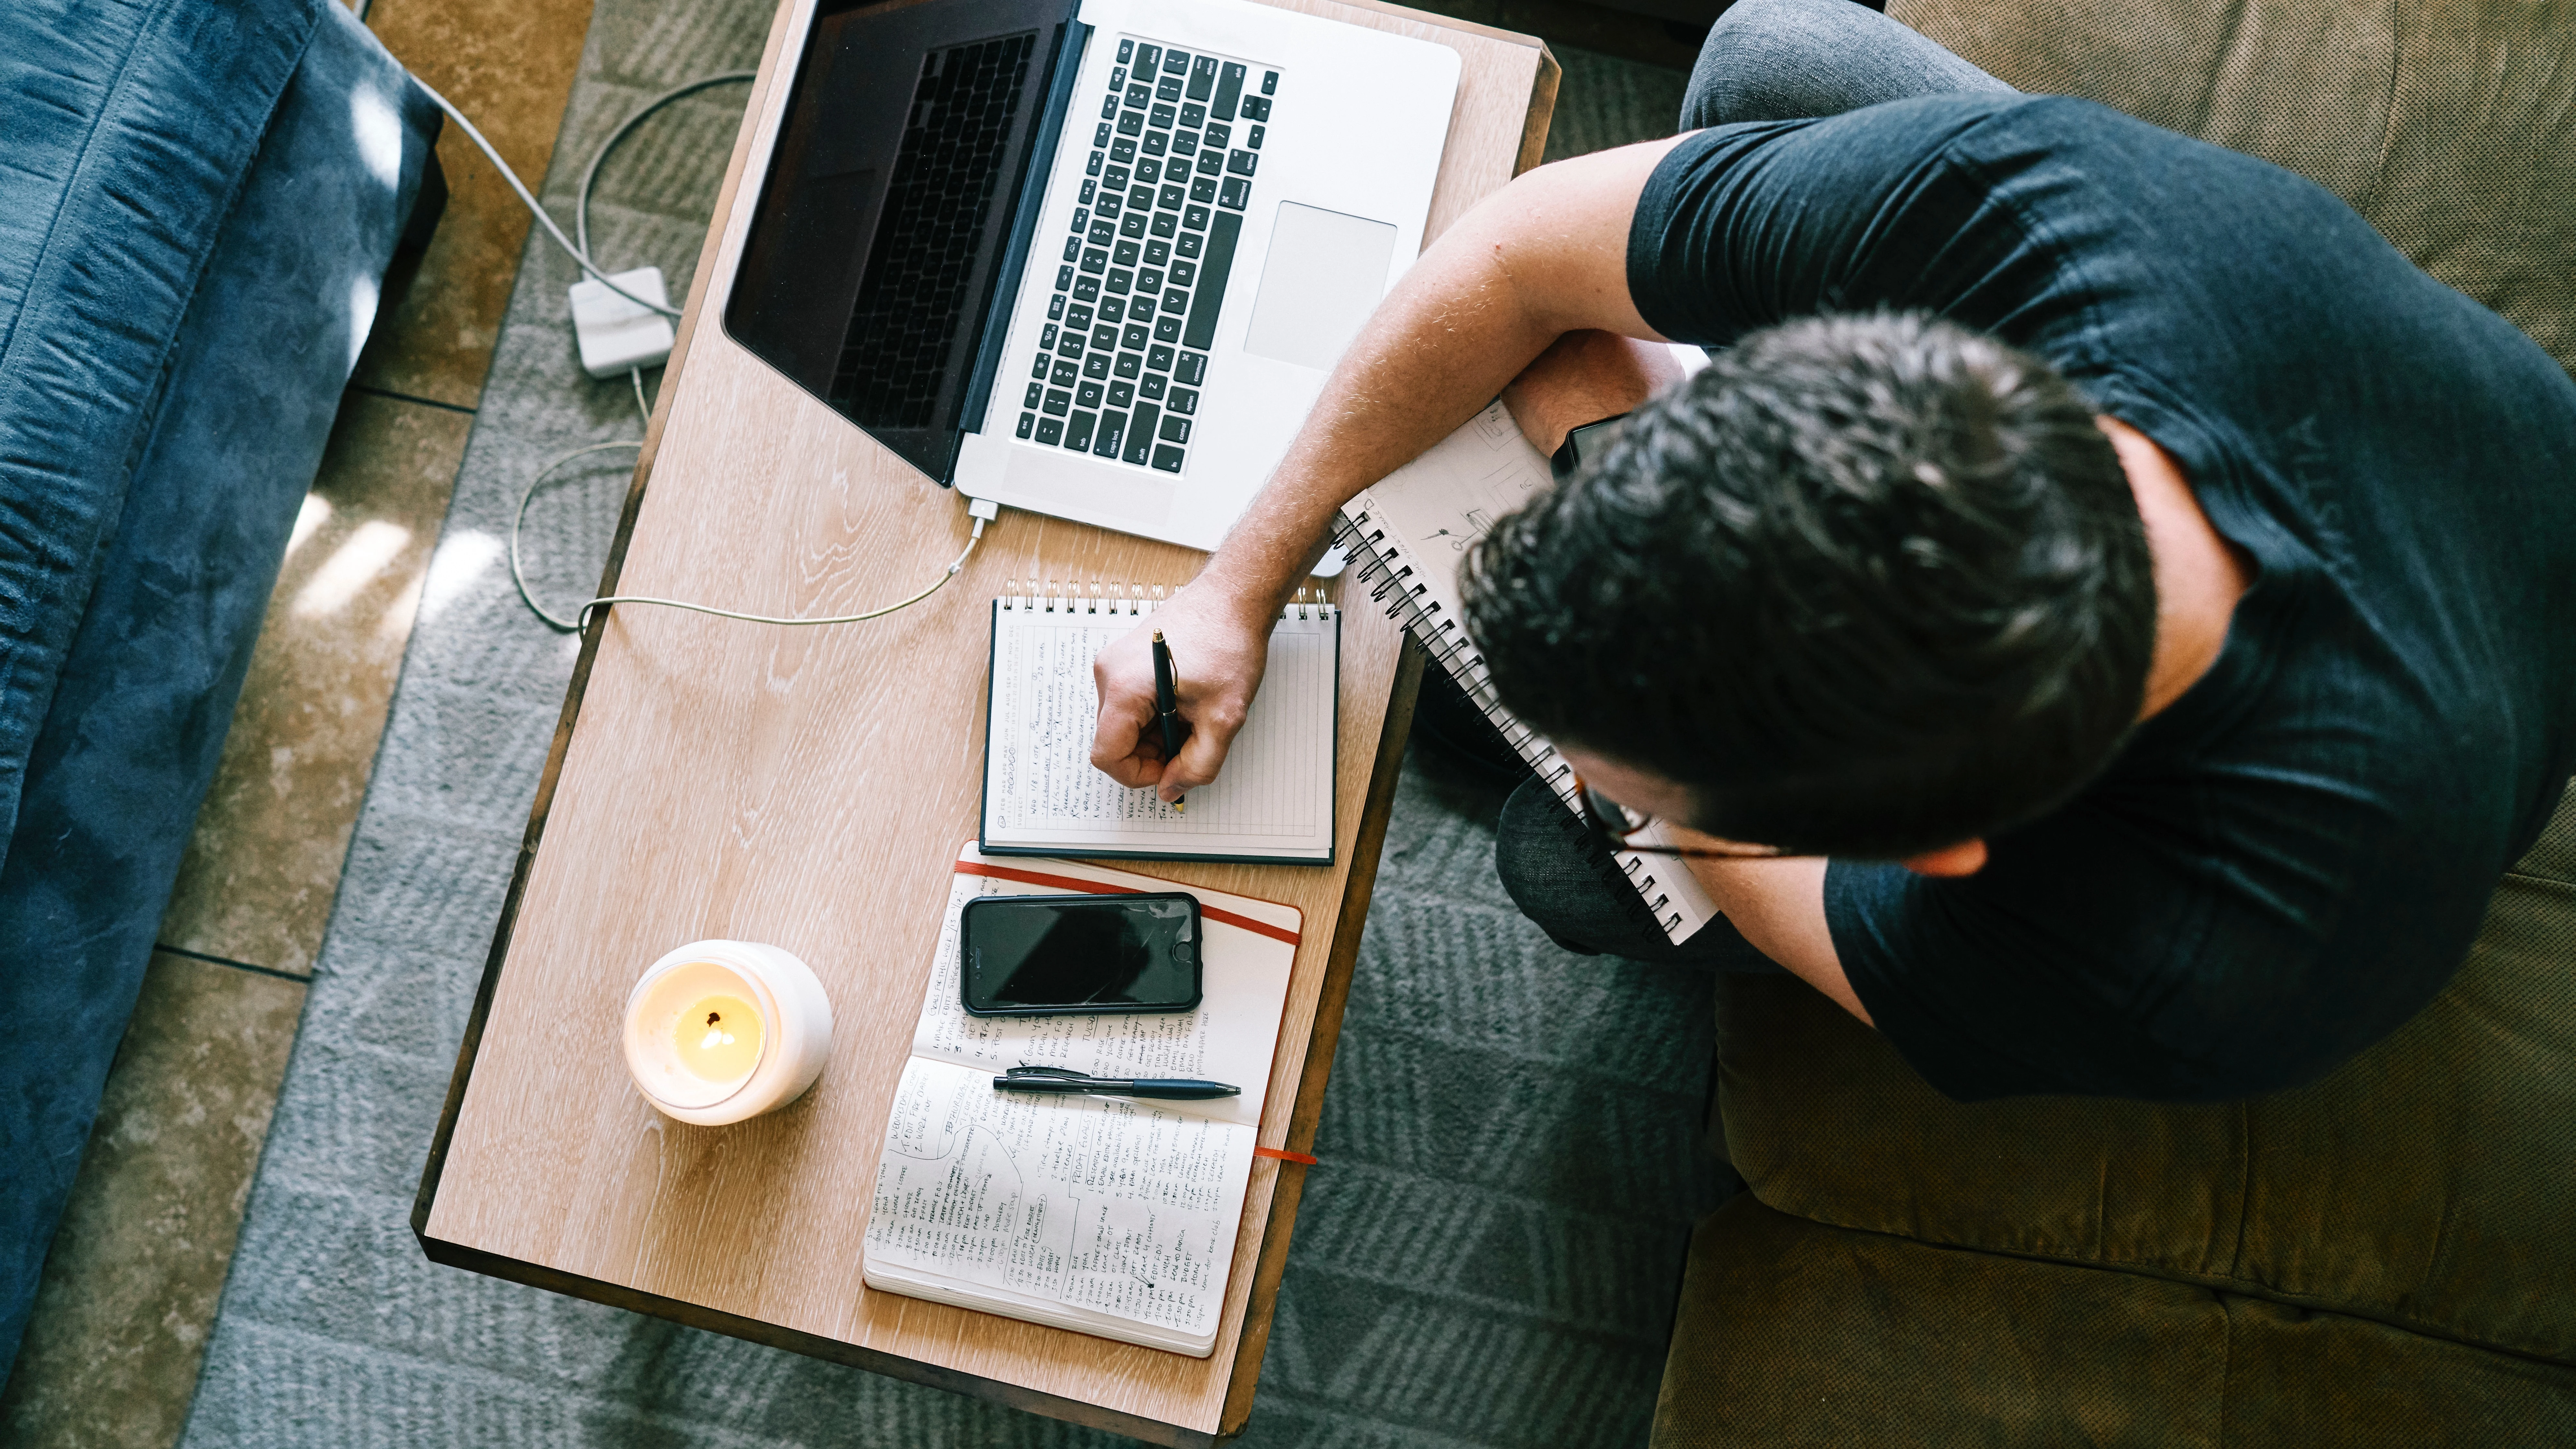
[1242,203,1399,372]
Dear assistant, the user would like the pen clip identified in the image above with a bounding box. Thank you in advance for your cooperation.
[1004,1064,1096,1081]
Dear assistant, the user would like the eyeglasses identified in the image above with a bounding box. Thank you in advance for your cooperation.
[1575,778,1784,860]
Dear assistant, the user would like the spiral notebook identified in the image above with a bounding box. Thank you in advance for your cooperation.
[1336,399,1721,944]
[980,585,1339,864]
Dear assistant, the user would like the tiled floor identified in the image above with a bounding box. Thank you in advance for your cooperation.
[0,0,594,1443]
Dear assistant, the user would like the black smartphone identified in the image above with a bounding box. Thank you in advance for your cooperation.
[959,892,1204,1017]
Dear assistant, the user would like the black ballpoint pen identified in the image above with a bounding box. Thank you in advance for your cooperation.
[1150,628,1187,813]
[994,1067,1239,1100]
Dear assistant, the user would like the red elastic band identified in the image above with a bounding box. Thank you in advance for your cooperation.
[1254,1146,1318,1165]
[955,860,1303,947]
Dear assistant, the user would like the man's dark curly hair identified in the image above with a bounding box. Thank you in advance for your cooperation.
[1462,311,2157,858]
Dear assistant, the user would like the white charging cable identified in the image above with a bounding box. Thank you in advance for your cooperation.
[417,69,1002,634]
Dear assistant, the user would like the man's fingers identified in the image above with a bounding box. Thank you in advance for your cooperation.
[1090,682,1165,788]
[1158,700,1246,799]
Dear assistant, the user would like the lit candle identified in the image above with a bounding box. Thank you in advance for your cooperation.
[622,940,832,1125]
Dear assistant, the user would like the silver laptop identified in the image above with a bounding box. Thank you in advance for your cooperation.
[726,0,1460,552]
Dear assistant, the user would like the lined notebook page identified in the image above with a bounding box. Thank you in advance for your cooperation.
[981,598,1338,861]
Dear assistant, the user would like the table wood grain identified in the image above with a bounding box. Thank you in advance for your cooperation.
[415,1,1553,1440]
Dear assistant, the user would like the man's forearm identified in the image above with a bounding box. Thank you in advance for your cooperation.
[1190,140,1681,616]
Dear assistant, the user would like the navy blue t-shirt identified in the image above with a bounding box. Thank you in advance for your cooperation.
[1627,95,2576,1102]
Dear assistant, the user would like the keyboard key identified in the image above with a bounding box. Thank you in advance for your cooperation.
[1174,351,1208,385]
[1156,73,1182,103]
[1094,410,1125,458]
[1141,131,1167,157]
[1108,380,1134,408]
[1095,122,1112,146]
[1148,212,1176,238]
[1043,388,1071,415]
[1137,269,1165,294]
[1120,213,1147,239]
[1227,149,1257,177]
[1083,352,1112,380]
[1163,286,1190,313]
[1025,381,1044,408]
[1181,102,1207,128]
[1189,55,1218,101]
[1241,95,1271,122]
[1152,313,1183,343]
[1048,293,1065,320]
[1125,82,1151,108]
[1108,265,1134,293]
[1117,38,1132,63]
[1089,221,1116,246]
[1219,176,1249,209]
[1263,71,1277,93]
[1091,324,1118,350]
[1087,148,1104,175]
[1189,231,1240,344]
[1135,43,1159,72]
[1158,182,1187,210]
[1100,95,1120,120]
[1144,238,1171,265]
[1153,444,1186,473]
[1112,351,1142,379]
[1097,192,1121,219]
[1116,110,1142,136]
[1177,231,1203,259]
[1066,303,1093,329]
[1129,294,1157,323]
[1171,129,1197,156]
[1110,65,1127,88]
[1123,323,1151,350]
[1080,247,1107,274]
[1017,411,1034,438]
[1195,149,1224,177]
[1126,402,1160,464]
[1104,164,1131,189]
[1066,409,1096,451]
[1135,157,1162,185]
[1183,203,1209,230]
[1162,49,1189,73]
[1037,416,1064,445]
[1124,183,1151,209]
[1097,296,1124,323]
[1030,353,1052,380]
[1213,62,1244,120]
[1057,264,1076,291]
[1111,137,1135,163]
[1053,358,1082,387]
[1168,386,1198,414]
[1150,103,1174,128]
[1059,331,1084,358]
[1249,125,1264,149]
[1204,121,1231,149]
[1190,176,1216,203]
[1169,259,1197,286]
[1077,381,1103,409]
[1073,275,1099,303]
[1147,343,1174,371]
[1139,373,1167,400]
[1160,414,1191,444]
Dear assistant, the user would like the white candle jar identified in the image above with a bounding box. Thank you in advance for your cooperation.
[622,939,833,1125]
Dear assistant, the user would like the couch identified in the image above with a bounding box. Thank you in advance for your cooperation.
[0,0,442,1377]
[1650,1,2576,1440]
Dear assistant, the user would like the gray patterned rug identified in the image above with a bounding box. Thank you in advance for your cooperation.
[180,4,1718,1444]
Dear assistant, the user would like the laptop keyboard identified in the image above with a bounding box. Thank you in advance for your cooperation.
[1011,39,1282,475]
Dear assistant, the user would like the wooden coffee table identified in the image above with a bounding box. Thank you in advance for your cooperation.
[412,2,1558,1441]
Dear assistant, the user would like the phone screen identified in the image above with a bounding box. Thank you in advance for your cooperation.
[959,892,1203,1016]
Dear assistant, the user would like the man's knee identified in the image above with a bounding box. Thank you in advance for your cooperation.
[1680,0,2012,131]
[1495,777,1668,957]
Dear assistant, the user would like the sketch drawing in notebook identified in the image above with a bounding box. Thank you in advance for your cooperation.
[1337,396,1722,943]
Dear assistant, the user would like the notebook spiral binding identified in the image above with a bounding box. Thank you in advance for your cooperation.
[997,581,1338,622]
[1331,512,1684,934]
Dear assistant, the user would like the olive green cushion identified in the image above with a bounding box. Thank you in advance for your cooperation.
[1890,0,2576,380]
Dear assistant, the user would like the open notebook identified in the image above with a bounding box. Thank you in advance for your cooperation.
[1337,397,1721,944]
[980,586,1339,863]
[861,845,1302,1357]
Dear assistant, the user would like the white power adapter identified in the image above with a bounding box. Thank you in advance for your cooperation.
[569,266,676,378]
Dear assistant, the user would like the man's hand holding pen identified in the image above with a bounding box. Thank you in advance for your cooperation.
[1090,586,1274,803]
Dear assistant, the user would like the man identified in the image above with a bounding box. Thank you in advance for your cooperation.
[1088,0,2576,1100]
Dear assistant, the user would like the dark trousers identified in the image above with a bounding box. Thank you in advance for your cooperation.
[1491,0,2010,964]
